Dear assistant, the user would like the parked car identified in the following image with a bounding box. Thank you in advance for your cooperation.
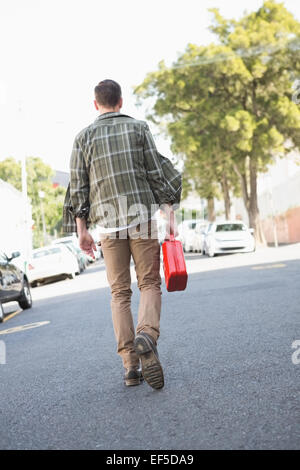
[177,219,205,252]
[191,221,209,253]
[0,250,32,322]
[52,236,101,262]
[202,221,255,257]
[27,244,79,286]
[53,241,86,273]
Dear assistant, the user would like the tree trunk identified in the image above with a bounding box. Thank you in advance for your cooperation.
[233,161,250,212]
[207,197,216,222]
[248,158,266,245]
[234,158,266,245]
[221,173,231,220]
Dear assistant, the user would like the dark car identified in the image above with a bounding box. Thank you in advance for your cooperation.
[0,250,32,323]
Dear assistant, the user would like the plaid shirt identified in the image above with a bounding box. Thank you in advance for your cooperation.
[63,112,182,233]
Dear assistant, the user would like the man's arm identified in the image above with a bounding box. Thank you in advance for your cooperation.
[143,123,176,206]
[142,124,178,238]
[69,135,90,224]
[70,134,96,257]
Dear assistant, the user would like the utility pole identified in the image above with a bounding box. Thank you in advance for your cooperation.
[38,190,47,246]
[18,100,32,260]
[267,174,278,248]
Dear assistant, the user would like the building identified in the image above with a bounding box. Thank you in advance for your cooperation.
[231,152,300,244]
[52,170,69,189]
[257,152,300,244]
[0,178,32,267]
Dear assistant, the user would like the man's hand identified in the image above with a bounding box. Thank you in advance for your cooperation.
[76,217,96,259]
[165,216,179,239]
[78,231,97,259]
[162,204,179,240]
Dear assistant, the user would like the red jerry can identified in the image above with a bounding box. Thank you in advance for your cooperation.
[162,235,188,292]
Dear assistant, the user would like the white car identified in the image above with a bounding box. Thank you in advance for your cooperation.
[202,221,255,257]
[27,244,79,286]
[177,219,205,252]
[52,236,101,261]
[191,221,209,253]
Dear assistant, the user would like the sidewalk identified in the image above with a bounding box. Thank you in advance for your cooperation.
[184,242,300,276]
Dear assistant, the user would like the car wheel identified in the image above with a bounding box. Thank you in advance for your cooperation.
[208,246,215,257]
[18,278,32,310]
[0,303,4,323]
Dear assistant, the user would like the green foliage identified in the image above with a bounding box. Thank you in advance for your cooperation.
[0,157,65,247]
[134,0,300,234]
[0,157,22,191]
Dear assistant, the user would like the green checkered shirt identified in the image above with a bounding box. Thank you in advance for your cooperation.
[63,112,182,233]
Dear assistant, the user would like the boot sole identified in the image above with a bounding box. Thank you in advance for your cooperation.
[125,377,141,386]
[134,336,164,390]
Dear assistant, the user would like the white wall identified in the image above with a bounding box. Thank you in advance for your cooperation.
[231,152,300,224]
[0,179,32,268]
[257,152,300,218]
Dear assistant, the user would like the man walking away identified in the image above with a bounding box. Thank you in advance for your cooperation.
[63,80,181,390]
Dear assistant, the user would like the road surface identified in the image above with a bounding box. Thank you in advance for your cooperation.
[0,244,299,449]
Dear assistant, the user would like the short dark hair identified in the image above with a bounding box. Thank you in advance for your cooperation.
[94,79,122,107]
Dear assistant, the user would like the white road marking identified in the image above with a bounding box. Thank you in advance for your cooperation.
[251,263,286,270]
[0,321,50,335]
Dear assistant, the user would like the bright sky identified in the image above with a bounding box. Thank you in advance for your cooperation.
[0,0,299,172]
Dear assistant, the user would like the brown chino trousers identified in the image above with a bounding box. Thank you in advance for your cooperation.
[100,220,162,369]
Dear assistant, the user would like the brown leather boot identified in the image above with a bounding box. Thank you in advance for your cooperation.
[134,333,164,390]
[124,367,144,386]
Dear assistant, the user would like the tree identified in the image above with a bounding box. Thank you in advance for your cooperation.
[0,157,22,191]
[135,0,300,241]
[0,157,65,247]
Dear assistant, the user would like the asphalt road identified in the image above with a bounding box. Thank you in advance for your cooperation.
[0,245,299,450]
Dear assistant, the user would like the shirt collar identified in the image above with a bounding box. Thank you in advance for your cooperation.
[96,111,122,121]
[96,112,133,122]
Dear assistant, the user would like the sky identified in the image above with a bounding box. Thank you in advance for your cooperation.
[0,0,299,172]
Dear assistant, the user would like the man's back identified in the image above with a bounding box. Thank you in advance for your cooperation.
[66,111,177,231]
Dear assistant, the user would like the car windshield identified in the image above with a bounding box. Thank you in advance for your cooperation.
[216,224,245,232]
[33,247,61,258]
[49,247,61,254]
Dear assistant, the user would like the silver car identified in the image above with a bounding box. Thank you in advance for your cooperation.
[0,251,32,322]
[202,221,255,257]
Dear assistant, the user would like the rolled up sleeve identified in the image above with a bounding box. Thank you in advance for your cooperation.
[143,123,175,205]
[69,136,90,221]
